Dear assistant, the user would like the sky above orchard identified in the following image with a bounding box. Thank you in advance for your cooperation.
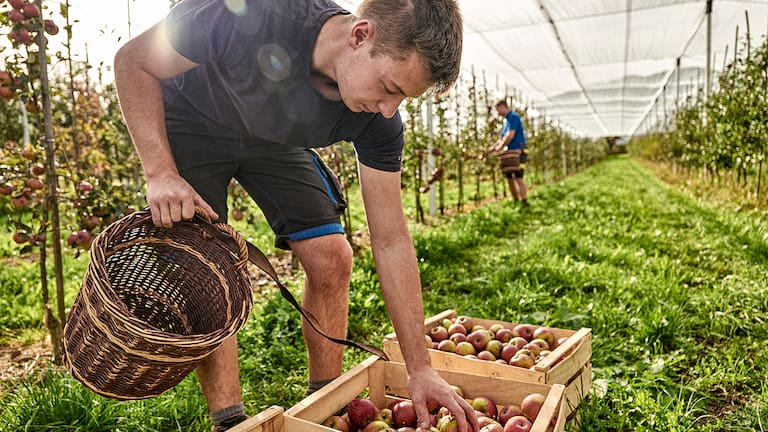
[0,0,170,83]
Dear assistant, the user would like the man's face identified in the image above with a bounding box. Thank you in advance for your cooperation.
[495,104,509,117]
[336,46,431,119]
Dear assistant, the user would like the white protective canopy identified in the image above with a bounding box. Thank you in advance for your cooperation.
[338,0,768,138]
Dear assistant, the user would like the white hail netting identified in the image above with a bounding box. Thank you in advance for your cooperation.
[337,0,768,138]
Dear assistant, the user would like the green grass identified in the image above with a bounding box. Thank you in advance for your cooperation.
[1,155,767,431]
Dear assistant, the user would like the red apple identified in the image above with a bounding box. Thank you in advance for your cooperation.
[0,86,14,100]
[500,344,519,363]
[456,316,474,332]
[8,0,25,9]
[26,177,44,190]
[21,3,40,17]
[392,400,417,428]
[77,180,93,193]
[485,339,503,358]
[0,71,11,86]
[494,328,513,343]
[520,393,546,422]
[360,420,393,432]
[424,334,433,348]
[375,408,393,425]
[449,332,466,345]
[488,323,505,336]
[21,145,37,160]
[31,163,45,175]
[508,337,528,350]
[437,339,456,353]
[9,27,32,44]
[532,327,555,347]
[480,423,503,432]
[347,398,378,430]
[476,350,496,361]
[0,183,14,195]
[43,19,59,35]
[448,322,467,336]
[12,231,29,244]
[503,416,532,432]
[511,324,536,341]
[528,339,549,351]
[74,230,93,249]
[8,8,25,23]
[521,343,541,357]
[322,415,351,432]
[429,325,449,342]
[10,195,29,209]
[454,341,476,356]
[467,329,492,352]
[508,354,534,369]
[498,404,524,425]
[426,398,440,414]
[471,396,498,420]
[362,420,394,432]
[30,233,46,245]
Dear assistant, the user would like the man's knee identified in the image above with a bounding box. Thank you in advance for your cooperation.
[292,234,353,281]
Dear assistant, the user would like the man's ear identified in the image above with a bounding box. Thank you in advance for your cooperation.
[349,19,374,49]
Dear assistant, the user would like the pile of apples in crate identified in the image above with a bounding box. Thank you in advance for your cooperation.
[323,384,550,432]
[427,315,567,369]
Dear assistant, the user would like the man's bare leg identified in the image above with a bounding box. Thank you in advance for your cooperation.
[197,337,242,411]
[507,177,520,201]
[289,234,352,386]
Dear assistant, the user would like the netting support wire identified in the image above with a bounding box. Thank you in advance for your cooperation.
[536,0,609,136]
[620,0,632,135]
[629,4,708,138]
[705,0,713,101]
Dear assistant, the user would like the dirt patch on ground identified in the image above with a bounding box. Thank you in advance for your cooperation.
[0,339,54,392]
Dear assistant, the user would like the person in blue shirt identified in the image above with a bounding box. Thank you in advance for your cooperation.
[488,99,529,207]
[113,0,478,431]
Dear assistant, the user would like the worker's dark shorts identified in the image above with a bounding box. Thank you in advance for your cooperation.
[167,128,346,250]
[503,150,527,179]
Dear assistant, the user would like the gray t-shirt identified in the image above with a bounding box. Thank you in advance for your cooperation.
[161,0,404,171]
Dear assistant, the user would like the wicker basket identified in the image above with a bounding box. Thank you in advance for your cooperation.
[62,210,253,400]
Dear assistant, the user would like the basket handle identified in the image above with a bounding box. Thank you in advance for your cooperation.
[191,210,389,361]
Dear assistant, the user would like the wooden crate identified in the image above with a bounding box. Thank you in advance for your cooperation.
[383,309,592,417]
[235,355,567,432]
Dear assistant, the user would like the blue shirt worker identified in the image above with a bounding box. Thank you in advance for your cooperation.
[488,99,529,207]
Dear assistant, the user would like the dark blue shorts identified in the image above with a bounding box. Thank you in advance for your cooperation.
[166,116,346,250]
